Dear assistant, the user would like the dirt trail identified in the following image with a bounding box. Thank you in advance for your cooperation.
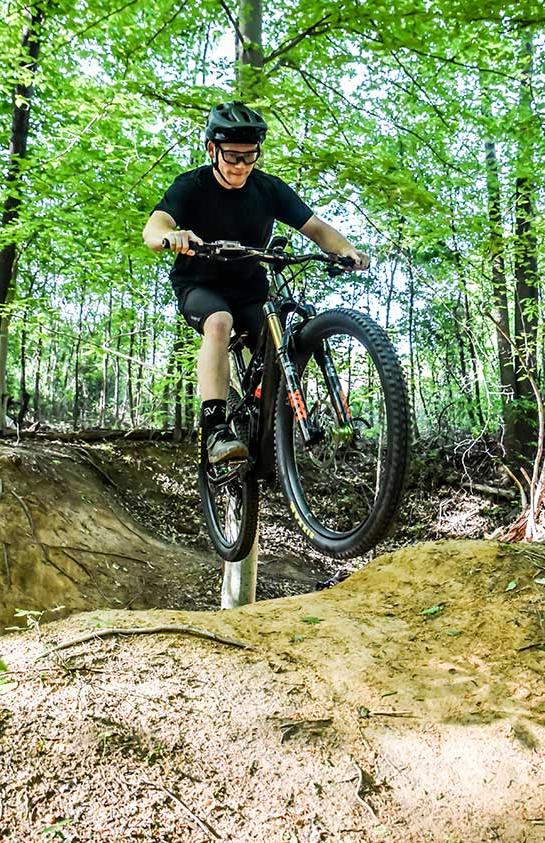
[1,540,544,842]
[0,439,337,630]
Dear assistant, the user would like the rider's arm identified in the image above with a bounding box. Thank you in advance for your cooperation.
[299,214,369,269]
[143,210,176,251]
[142,210,202,255]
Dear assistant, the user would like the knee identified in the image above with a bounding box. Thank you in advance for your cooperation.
[203,311,233,345]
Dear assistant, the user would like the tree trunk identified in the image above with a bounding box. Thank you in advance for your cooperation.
[99,287,113,427]
[150,271,159,425]
[406,261,419,437]
[127,320,136,428]
[512,34,539,460]
[461,285,484,428]
[136,310,147,425]
[484,138,518,456]
[114,296,124,425]
[34,327,43,423]
[72,298,84,430]
[236,0,263,94]
[0,4,44,430]
[173,327,184,442]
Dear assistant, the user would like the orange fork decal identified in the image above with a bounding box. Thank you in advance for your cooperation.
[339,389,352,419]
[288,389,308,421]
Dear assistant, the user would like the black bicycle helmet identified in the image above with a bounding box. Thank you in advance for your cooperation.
[205,101,267,144]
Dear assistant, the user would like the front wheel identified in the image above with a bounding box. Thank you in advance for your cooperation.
[197,412,259,562]
[275,308,410,559]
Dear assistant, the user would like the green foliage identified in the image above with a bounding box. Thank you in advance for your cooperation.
[420,603,445,616]
[1,0,543,440]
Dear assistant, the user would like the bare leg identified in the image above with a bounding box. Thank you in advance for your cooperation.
[197,311,233,401]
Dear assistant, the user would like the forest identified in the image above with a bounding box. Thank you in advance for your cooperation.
[1,0,543,494]
[2,3,545,841]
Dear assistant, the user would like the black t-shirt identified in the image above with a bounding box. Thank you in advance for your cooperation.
[153,165,313,302]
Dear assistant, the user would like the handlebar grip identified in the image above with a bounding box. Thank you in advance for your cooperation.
[161,238,204,253]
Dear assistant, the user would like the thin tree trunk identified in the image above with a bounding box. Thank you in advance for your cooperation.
[150,271,159,424]
[484,138,518,455]
[114,293,124,425]
[173,327,184,442]
[161,348,176,428]
[512,34,539,459]
[127,321,136,427]
[136,310,148,424]
[461,285,484,428]
[126,266,136,427]
[44,335,57,420]
[72,298,84,430]
[34,327,43,422]
[384,257,397,329]
[0,4,45,430]
[406,262,419,436]
[99,287,113,427]
[61,344,74,419]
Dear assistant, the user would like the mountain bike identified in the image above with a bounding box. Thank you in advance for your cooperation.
[164,236,411,562]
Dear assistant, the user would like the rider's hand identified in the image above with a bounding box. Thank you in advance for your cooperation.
[341,248,370,270]
[166,229,203,256]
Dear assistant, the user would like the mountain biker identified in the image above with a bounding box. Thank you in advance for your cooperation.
[143,101,369,464]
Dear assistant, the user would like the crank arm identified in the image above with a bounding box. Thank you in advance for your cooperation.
[207,459,254,488]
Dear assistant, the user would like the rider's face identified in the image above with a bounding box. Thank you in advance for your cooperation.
[208,142,259,189]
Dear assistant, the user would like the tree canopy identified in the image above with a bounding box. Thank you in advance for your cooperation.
[1,0,543,458]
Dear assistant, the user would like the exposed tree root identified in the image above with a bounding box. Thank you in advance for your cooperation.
[36,624,254,660]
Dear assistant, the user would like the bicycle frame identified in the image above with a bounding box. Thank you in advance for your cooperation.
[225,259,354,481]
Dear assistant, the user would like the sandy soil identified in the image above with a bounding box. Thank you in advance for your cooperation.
[0,436,515,630]
[1,540,544,842]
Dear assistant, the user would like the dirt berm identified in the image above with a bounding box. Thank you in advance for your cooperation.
[1,539,544,842]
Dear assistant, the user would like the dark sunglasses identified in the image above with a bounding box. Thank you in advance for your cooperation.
[217,145,260,165]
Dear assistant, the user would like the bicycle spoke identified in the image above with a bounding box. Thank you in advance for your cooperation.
[275,309,410,558]
[292,332,388,534]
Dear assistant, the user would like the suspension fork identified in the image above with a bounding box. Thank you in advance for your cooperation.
[263,302,321,447]
[312,340,354,428]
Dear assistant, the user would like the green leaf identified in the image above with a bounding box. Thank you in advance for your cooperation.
[290,634,305,643]
[534,578,545,586]
[302,616,323,624]
[420,603,445,616]
[505,580,518,592]
[40,818,73,835]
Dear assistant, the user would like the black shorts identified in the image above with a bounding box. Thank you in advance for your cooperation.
[177,287,266,350]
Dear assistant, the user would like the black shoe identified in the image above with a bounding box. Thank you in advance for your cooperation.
[206,424,249,465]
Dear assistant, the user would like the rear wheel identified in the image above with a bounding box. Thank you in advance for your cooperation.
[197,398,259,562]
[275,308,410,558]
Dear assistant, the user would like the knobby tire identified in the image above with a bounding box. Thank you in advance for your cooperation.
[274,308,411,559]
[197,404,259,562]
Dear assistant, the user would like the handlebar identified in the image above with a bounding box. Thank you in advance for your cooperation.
[161,238,356,270]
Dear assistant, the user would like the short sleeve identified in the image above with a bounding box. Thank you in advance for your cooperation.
[272,177,313,229]
[152,175,191,228]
